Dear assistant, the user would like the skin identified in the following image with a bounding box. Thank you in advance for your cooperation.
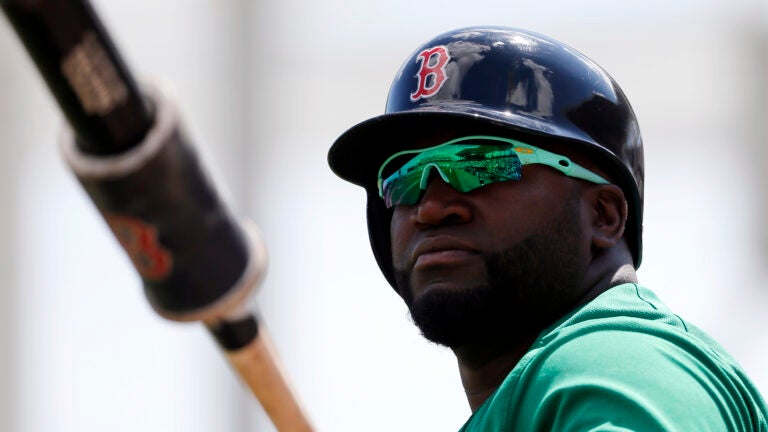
[389,157,636,411]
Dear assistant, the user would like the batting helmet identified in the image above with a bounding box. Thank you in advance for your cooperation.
[328,26,644,289]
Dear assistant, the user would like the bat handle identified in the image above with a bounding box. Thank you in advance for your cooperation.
[220,322,314,432]
[205,223,315,432]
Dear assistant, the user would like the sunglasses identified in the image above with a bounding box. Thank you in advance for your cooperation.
[377,135,609,208]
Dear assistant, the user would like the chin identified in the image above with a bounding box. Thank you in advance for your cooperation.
[404,281,502,347]
[408,261,489,299]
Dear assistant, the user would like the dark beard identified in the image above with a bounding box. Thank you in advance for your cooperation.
[394,196,585,349]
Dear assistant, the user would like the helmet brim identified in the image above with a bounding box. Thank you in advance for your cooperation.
[329,106,603,192]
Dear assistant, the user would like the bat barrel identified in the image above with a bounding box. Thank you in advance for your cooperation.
[1,0,152,155]
[60,85,263,322]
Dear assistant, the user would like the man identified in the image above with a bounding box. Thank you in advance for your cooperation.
[328,26,768,430]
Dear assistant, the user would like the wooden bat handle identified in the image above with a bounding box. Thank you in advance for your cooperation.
[223,325,315,432]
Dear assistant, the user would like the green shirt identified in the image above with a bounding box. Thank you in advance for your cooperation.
[459,284,768,431]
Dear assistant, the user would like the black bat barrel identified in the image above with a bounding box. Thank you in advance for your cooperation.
[1,0,152,155]
[60,86,264,321]
[3,0,265,326]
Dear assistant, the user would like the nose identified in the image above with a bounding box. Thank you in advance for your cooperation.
[412,177,472,227]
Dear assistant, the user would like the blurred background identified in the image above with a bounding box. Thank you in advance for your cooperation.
[0,0,767,430]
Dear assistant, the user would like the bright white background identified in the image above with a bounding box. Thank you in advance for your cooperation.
[1,1,767,431]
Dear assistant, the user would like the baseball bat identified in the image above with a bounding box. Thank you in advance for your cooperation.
[0,1,313,430]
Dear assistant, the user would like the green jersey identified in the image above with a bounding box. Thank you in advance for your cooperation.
[459,284,767,431]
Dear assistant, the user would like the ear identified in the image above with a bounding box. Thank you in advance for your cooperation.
[584,184,627,249]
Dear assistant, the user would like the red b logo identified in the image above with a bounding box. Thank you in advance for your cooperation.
[105,213,173,281]
[410,46,450,102]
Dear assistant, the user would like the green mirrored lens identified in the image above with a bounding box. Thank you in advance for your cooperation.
[381,144,522,207]
[384,167,427,207]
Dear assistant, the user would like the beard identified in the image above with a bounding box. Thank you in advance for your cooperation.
[394,195,586,349]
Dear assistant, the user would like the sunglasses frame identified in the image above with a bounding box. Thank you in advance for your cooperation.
[378,135,610,207]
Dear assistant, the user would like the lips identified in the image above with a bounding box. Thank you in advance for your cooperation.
[411,236,478,269]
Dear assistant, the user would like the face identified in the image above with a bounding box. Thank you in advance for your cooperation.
[390,164,592,349]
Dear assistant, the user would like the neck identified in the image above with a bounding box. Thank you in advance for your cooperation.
[579,244,638,306]
[452,333,538,411]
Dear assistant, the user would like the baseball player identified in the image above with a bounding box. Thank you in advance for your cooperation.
[328,26,768,430]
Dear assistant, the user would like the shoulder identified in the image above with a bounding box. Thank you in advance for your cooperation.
[512,315,763,431]
[462,286,767,431]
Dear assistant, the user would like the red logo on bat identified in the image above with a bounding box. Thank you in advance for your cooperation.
[410,46,450,102]
[105,213,173,281]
